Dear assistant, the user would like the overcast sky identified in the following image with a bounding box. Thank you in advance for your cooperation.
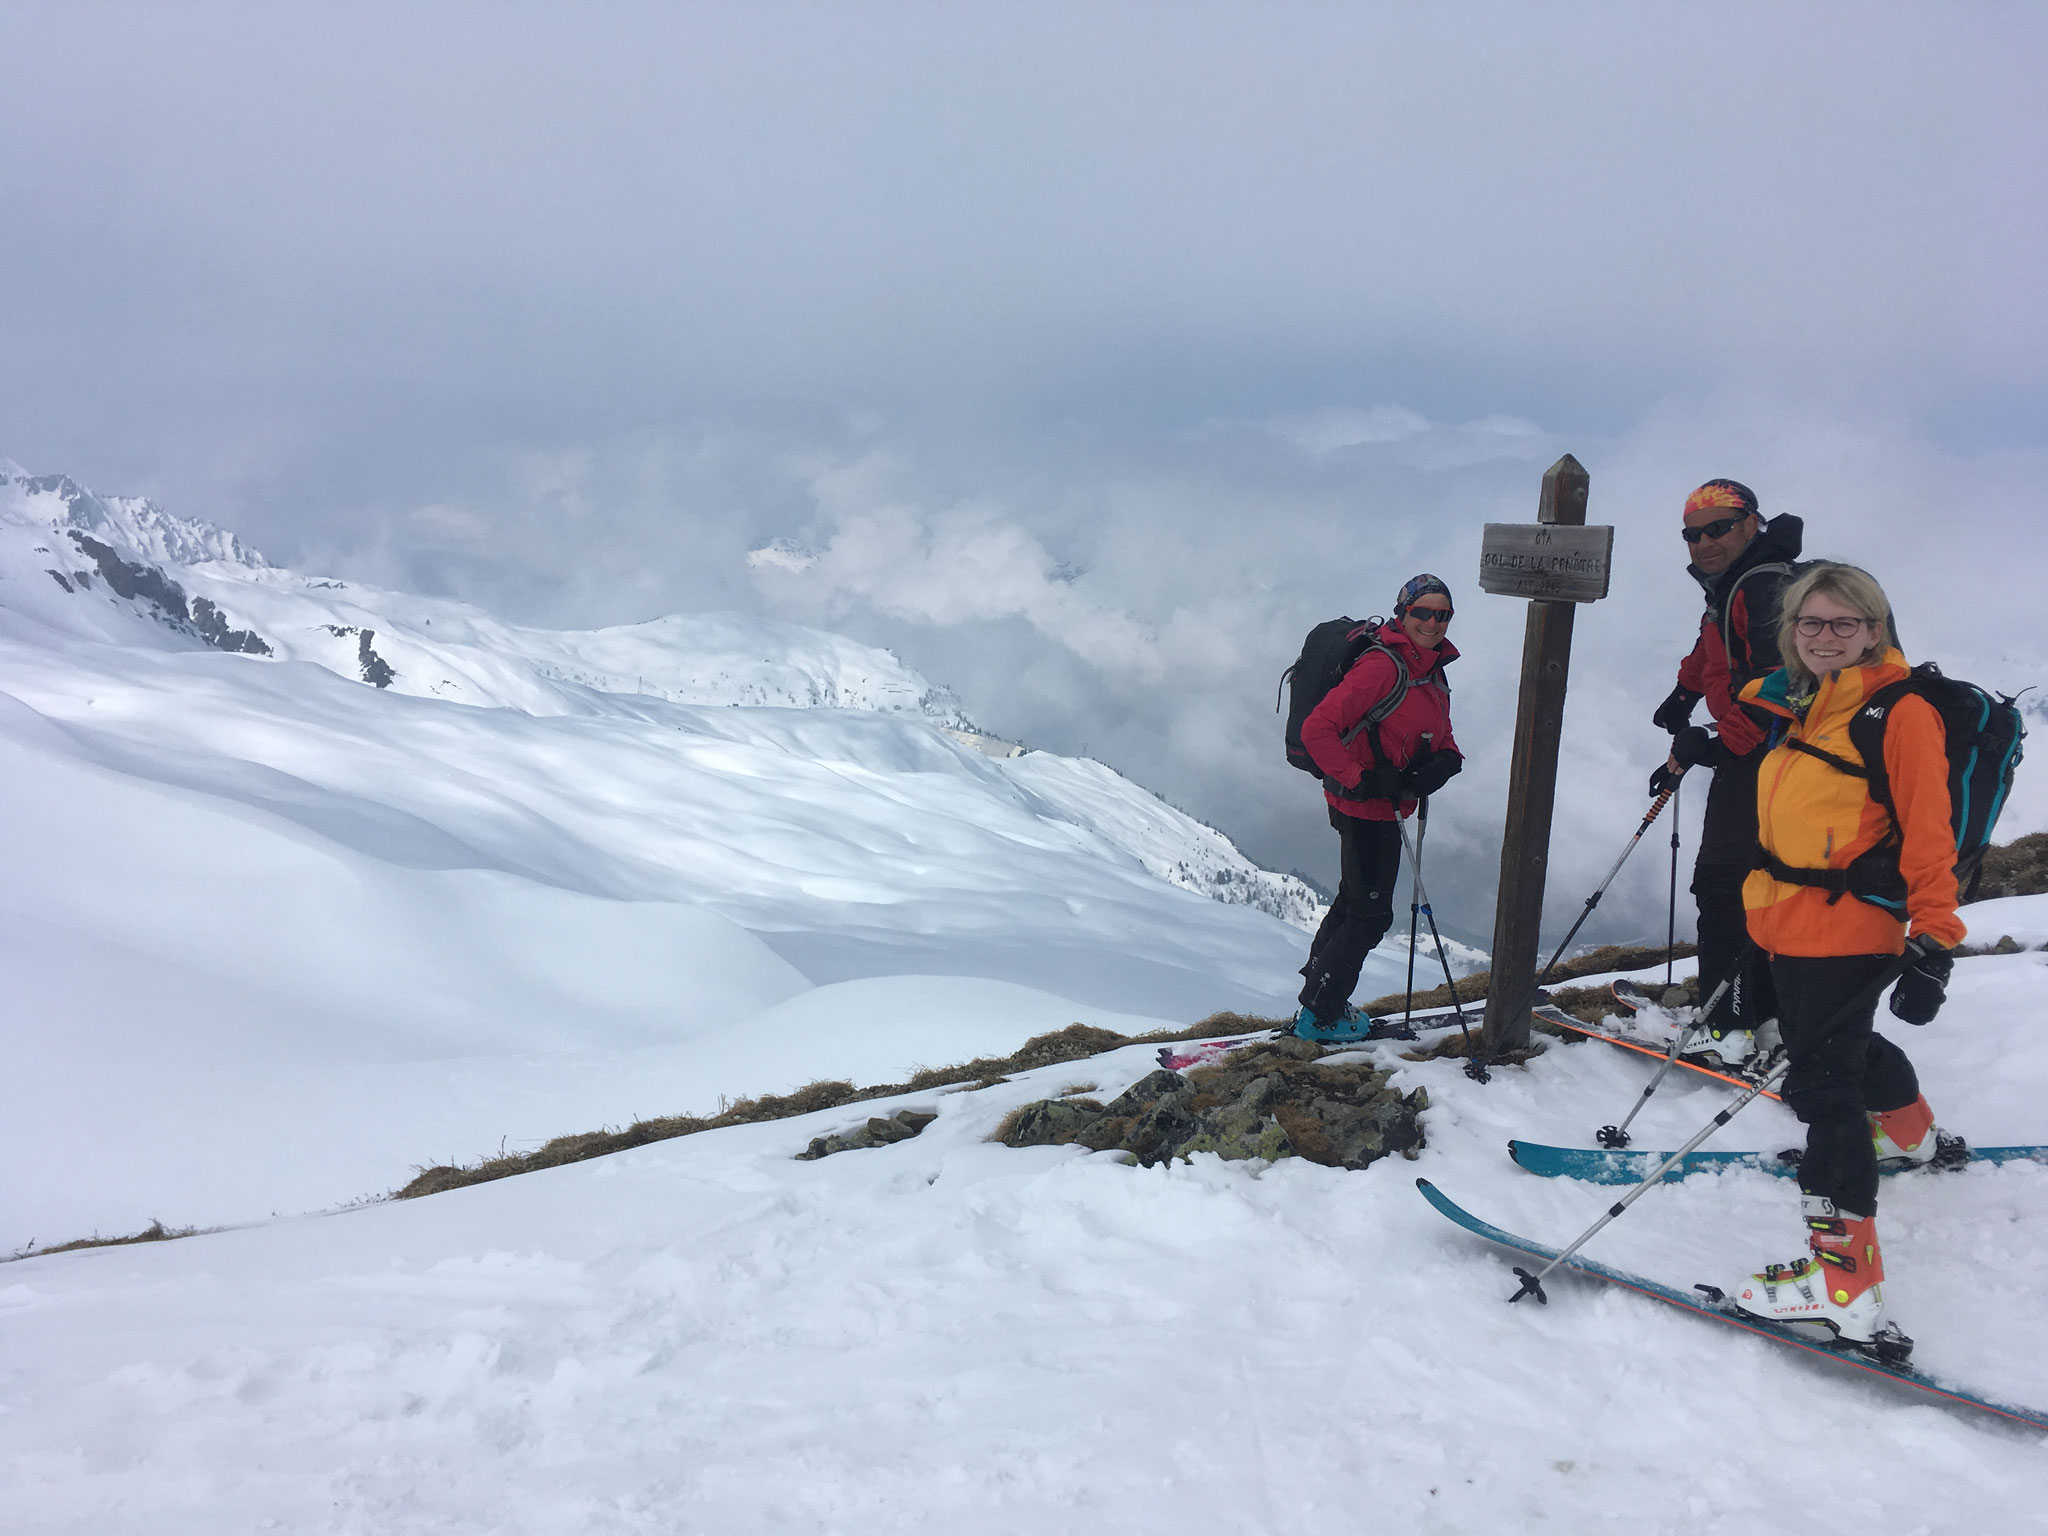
[4,2,2044,947]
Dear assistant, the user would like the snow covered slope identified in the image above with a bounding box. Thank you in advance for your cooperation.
[1,461,1344,1246]
[0,458,1324,932]
[4,919,2044,1533]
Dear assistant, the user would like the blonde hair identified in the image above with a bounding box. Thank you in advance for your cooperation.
[1777,562,1898,692]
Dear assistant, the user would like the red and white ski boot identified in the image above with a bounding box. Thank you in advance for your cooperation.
[1870,1096,1940,1171]
[1732,1196,1888,1347]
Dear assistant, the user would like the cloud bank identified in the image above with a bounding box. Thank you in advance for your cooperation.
[2,1,2043,944]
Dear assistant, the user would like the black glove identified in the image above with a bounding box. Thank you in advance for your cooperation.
[1670,725,1718,770]
[1889,939,1955,1026]
[1402,746,1464,799]
[1648,761,1685,797]
[1653,684,1704,734]
[1330,763,1407,801]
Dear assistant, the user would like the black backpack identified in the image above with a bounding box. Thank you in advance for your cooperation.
[1718,556,1813,688]
[1767,663,2026,907]
[1277,617,1418,776]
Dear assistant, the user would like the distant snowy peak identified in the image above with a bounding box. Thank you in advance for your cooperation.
[0,461,271,571]
[0,458,978,727]
[745,537,817,574]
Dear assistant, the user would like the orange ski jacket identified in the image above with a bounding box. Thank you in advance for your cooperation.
[1739,649,1966,957]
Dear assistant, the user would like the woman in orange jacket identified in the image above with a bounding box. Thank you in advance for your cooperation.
[1728,562,1964,1348]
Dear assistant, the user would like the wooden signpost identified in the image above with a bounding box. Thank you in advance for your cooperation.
[1478,455,1612,1057]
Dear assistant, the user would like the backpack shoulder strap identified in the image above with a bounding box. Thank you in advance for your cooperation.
[1845,672,1931,817]
[1784,736,1868,781]
[1721,560,1795,676]
[1338,640,1409,749]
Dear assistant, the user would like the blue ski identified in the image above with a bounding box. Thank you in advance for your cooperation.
[1506,1139,2048,1185]
[1416,1178,2048,1430]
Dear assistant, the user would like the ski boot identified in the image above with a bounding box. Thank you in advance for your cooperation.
[1731,1195,1898,1351]
[1291,1004,1384,1043]
[1751,1015,1785,1064]
[1870,1096,1967,1171]
[1681,1024,1758,1072]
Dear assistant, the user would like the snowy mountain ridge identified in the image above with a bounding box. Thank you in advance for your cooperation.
[1,458,273,570]
[1,459,1324,929]
[0,457,1359,1255]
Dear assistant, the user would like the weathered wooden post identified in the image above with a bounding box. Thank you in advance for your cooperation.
[1476,455,1613,1057]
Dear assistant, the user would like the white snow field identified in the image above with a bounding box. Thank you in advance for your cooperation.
[0,462,1378,1251]
[5,463,2043,1530]
[4,938,2046,1533]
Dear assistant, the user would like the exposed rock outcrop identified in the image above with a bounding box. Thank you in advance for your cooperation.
[997,1036,1427,1170]
[796,1107,938,1161]
[65,530,272,655]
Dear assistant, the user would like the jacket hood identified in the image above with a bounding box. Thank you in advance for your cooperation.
[1689,511,1805,598]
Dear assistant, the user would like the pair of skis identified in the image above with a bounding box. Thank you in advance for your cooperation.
[1417,1178,2048,1429]
[1423,975,2048,1430]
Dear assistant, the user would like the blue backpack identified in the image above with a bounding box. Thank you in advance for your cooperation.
[1773,663,2026,907]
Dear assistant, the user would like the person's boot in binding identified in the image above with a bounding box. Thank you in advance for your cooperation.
[1291,1004,1382,1043]
[1870,1095,1940,1171]
[1683,1025,1756,1070]
[1732,1194,1886,1344]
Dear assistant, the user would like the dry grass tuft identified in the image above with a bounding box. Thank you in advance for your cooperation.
[1362,941,1697,1016]
[9,1219,205,1263]
[1974,832,2048,902]
[1400,1032,1545,1067]
[397,1011,1292,1201]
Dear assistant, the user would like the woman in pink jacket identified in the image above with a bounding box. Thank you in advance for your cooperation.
[1295,574,1465,1041]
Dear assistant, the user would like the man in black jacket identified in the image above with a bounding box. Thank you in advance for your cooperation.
[1650,479,1803,1068]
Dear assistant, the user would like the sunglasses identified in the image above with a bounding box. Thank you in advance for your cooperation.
[1682,514,1752,544]
[1406,605,1453,623]
[1792,615,1874,638]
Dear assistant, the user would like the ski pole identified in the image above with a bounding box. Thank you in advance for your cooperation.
[1666,779,1681,988]
[1403,798,1427,1031]
[1594,940,1755,1149]
[1508,949,1917,1304]
[1535,779,1683,986]
[1392,805,1487,1083]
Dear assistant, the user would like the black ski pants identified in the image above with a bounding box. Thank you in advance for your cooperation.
[1770,952,1921,1217]
[1693,747,1779,1031]
[1299,808,1402,1020]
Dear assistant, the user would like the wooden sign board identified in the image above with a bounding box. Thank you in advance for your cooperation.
[1477,523,1615,603]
